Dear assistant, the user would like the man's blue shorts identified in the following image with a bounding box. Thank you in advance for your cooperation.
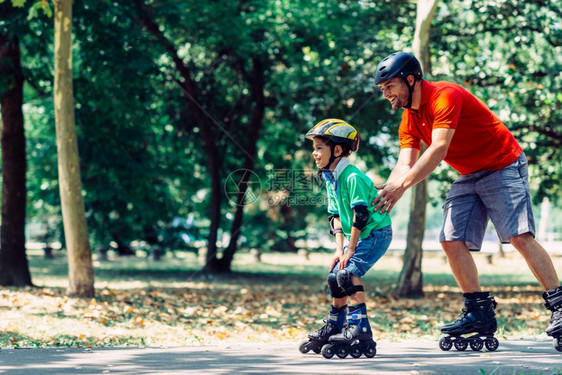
[439,152,535,251]
[332,225,392,278]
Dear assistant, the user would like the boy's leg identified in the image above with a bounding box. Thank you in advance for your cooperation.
[333,296,347,309]
[300,303,347,354]
[349,275,365,306]
[324,301,376,358]
[299,271,348,354]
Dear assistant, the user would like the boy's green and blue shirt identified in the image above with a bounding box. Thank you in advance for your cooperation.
[322,159,391,240]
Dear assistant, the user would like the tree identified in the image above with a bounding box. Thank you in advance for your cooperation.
[0,2,32,286]
[431,0,561,202]
[132,0,227,272]
[18,0,559,284]
[53,0,94,297]
[216,57,265,273]
[394,0,439,298]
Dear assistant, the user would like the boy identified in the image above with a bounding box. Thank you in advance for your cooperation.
[298,119,392,359]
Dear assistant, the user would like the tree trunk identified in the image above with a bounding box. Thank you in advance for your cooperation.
[134,0,223,273]
[53,0,95,297]
[216,57,265,273]
[393,0,439,297]
[412,0,439,74]
[0,16,32,286]
[394,176,427,297]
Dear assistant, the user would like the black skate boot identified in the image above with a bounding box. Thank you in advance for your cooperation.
[299,305,346,354]
[439,292,499,352]
[321,304,377,359]
[542,286,562,352]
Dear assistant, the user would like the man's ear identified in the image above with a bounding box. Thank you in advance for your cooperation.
[334,145,343,157]
[407,74,416,86]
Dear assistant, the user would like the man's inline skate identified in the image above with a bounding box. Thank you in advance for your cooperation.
[543,286,562,352]
[320,304,377,359]
[439,292,499,352]
[299,305,346,354]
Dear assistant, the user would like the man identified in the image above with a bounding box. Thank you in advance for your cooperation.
[372,52,562,352]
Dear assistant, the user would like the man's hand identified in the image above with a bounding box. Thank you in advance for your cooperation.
[372,180,406,214]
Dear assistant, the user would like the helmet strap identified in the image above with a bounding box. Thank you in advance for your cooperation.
[402,76,417,109]
[318,147,342,176]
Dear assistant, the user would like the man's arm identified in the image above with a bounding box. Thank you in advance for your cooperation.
[387,147,419,184]
[373,127,455,213]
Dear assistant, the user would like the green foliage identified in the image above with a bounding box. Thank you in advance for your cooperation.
[432,0,562,202]
[17,0,562,254]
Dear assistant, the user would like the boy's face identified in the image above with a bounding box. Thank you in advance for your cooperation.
[312,137,332,169]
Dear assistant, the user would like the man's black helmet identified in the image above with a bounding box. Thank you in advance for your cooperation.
[375,52,422,85]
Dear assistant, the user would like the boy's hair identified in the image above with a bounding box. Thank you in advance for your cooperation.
[314,136,352,158]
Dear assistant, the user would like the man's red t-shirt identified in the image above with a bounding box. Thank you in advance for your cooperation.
[399,80,522,175]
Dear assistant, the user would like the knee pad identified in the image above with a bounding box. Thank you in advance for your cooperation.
[327,272,346,298]
[336,269,364,296]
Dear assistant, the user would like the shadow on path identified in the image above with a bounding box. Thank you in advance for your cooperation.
[0,338,561,374]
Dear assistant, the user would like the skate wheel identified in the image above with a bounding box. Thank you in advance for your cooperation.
[470,338,483,351]
[298,340,311,354]
[484,337,499,352]
[350,344,362,358]
[454,339,468,351]
[336,345,349,359]
[364,342,377,358]
[438,337,452,351]
[553,337,562,352]
[321,343,335,359]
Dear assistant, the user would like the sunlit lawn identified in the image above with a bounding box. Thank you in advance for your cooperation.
[0,247,560,348]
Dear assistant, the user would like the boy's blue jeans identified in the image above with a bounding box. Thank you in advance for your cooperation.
[331,225,392,278]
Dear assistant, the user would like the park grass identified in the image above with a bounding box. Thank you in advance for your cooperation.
[0,249,560,348]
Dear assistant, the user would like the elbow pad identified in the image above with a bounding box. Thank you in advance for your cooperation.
[352,205,369,231]
[329,215,343,236]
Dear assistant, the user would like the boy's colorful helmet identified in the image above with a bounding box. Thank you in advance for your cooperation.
[306,119,359,152]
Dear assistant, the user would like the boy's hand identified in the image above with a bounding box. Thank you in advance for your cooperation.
[329,250,343,272]
[338,249,355,270]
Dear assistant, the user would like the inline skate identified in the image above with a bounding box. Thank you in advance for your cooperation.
[543,286,562,352]
[439,292,499,352]
[321,304,377,359]
[299,305,346,355]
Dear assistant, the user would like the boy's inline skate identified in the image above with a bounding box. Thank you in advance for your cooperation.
[321,304,377,359]
[439,292,499,352]
[543,286,562,352]
[299,305,346,354]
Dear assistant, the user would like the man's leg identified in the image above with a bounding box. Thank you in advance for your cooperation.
[510,232,560,290]
[441,240,481,293]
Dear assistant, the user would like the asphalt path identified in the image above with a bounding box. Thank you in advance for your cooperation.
[0,338,561,374]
